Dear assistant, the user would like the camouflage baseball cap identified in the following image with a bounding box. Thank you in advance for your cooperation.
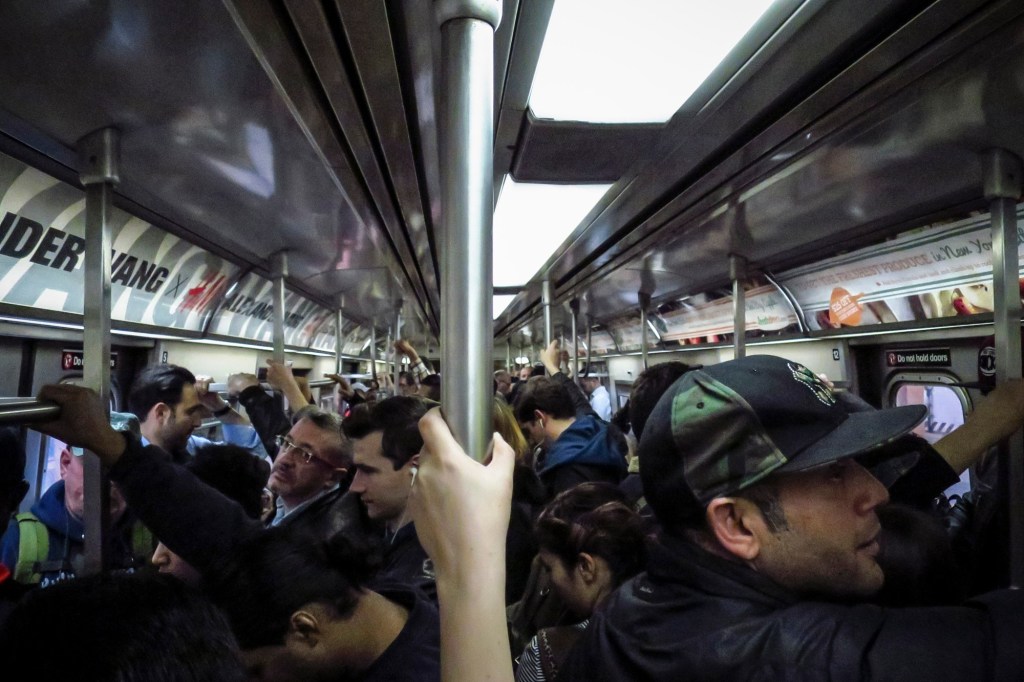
[638,355,926,528]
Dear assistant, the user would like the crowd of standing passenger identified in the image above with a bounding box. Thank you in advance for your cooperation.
[2,339,1024,680]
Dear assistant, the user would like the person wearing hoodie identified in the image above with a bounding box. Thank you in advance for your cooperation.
[0,413,154,588]
[514,374,626,499]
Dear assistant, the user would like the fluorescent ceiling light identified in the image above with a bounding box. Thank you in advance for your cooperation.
[493,294,517,319]
[493,180,611,287]
[529,0,778,123]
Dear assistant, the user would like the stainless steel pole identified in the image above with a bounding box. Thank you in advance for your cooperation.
[570,298,580,377]
[731,254,747,359]
[370,324,377,380]
[506,338,512,372]
[435,0,500,460]
[984,148,1024,587]
[393,305,402,393]
[78,128,118,576]
[271,251,288,364]
[335,308,344,375]
[542,279,553,349]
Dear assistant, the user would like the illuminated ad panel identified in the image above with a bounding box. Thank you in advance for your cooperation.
[605,314,644,353]
[0,157,239,331]
[211,272,330,346]
[659,283,798,345]
[778,210,1024,331]
[584,327,618,355]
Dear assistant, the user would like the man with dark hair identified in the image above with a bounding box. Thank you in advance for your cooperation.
[516,344,627,498]
[344,396,436,598]
[419,373,441,402]
[265,405,354,533]
[627,360,694,441]
[398,371,418,397]
[617,360,696,511]
[0,572,247,681]
[128,364,266,463]
[559,355,1024,680]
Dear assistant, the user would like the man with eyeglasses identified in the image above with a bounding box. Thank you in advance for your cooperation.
[265,406,352,529]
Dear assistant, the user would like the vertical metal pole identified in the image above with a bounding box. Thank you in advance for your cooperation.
[570,299,580,376]
[436,0,501,459]
[335,308,344,375]
[984,148,1024,587]
[78,128,118,576]
[385,324,393,395]
[505,338,512,372]
[731,254,748,359]
[393,305,402,394]
[370,324,377,381]
[271,252,288,364]
[542,279,554,348]
[639,292,651,370]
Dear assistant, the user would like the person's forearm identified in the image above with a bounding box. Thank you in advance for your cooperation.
[282,383,311,412]
[436,561,513,682]
[92,429,129,467]
[934,387,1024,474]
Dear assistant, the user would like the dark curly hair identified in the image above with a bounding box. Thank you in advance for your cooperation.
[534,482,648,585]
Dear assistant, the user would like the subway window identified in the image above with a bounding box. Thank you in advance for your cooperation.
[891,379,970,500]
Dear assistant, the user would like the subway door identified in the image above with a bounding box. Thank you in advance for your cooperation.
[855,339,980,501]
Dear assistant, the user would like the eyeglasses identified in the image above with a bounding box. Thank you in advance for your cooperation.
[275,435,327,466]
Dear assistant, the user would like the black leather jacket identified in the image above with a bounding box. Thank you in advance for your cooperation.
[236,385,291,461]
[558,532,1024,681]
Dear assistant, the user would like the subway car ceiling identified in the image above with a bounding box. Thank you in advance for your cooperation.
[0,1,1021,362]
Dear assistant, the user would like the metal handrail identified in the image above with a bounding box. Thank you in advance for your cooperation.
[0,398,60,424]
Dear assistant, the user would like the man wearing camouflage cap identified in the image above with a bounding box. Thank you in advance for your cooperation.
[558,354,1024,681]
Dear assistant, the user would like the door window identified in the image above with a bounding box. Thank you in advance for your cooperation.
[892,380,970,500]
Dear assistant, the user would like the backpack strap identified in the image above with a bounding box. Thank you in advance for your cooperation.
[13,512,48,584]
[537,625,586,681]
[131,522,155,564]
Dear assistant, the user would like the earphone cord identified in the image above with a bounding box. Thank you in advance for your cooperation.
[388,466,418,546]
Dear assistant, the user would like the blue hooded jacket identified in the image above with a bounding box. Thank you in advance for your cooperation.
[0,481,145,587]
[539,415,625,475]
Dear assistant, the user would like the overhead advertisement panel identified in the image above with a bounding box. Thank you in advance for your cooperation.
[0,156,238,331]
[606,314,644,353]
[584,327,618,356]
[779,209,1024,331]
[658,283,798,345]
[212,271,332,347]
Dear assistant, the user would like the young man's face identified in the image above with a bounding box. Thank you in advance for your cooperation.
[155,383,204,452]
[267,418,345,508]
[518,413,548,450]
[750,459,889,598]
[348,431,416,530]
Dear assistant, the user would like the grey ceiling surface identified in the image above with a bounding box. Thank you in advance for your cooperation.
[0,0,1022,355]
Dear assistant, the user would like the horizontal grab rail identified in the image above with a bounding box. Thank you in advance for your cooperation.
[0,398,60,424]
[208,379,339,394]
